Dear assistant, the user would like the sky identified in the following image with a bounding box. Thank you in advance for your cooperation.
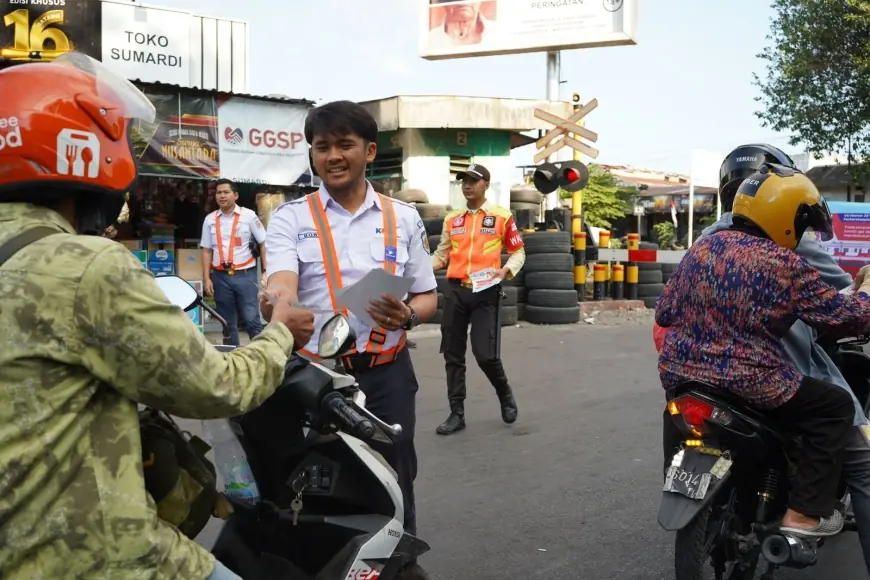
[148,0,795,180]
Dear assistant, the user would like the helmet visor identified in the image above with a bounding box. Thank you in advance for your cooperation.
[807,197,834,242]
[52,52,156,123]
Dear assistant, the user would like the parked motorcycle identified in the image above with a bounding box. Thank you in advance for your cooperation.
[155,276,430,579]
[657,334,870,580]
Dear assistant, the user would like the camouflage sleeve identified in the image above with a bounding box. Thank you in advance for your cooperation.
[74,243,294,419]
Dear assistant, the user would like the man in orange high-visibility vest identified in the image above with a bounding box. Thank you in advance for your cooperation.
[431,164,525,435]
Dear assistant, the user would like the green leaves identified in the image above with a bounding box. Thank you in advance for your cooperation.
[560,164,634,229]
[755,0,870,174]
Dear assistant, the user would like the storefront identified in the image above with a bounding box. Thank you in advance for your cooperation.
[112,82,314,282]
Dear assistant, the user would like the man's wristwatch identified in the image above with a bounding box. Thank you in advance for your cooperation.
[401,305,418,331]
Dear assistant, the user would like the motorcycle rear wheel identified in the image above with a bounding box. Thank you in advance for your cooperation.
[675,504,759,580]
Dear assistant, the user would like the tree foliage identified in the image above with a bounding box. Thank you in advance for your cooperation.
[561,164,635,229]
[754,0,870,167]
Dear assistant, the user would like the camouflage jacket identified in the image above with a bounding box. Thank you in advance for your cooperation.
[0,203,295,579]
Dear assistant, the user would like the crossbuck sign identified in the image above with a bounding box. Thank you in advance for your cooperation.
[533,98,600,163]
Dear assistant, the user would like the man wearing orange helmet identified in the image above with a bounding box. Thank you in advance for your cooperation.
[0,53,315,580]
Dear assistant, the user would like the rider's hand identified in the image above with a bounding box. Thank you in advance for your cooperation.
[854,265,870,293]
[271,301,315,349]
[204,279,215,297]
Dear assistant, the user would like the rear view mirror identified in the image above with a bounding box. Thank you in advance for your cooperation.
[318,314,356,358]
[155,275,200,312]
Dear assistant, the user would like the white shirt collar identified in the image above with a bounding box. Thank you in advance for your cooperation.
[218,205,241,216]
[318,181,382,213]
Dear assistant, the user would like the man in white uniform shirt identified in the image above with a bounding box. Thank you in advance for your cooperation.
[201,179,267,345]
[261,101,437,579]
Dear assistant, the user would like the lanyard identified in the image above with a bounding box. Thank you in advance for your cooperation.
[215,211,241,267]
[306,192,399,354]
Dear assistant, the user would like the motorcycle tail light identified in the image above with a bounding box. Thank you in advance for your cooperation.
[669,395,715,437]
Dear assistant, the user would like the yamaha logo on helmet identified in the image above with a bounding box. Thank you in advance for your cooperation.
[736,156,759,163]
[0,116,22,151]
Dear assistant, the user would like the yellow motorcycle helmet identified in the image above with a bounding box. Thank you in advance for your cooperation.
[731,163,833,250]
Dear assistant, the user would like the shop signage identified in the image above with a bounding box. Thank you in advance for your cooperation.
[217,96,311,186]
[101,1,190,85]
[135,89,220,179]
[0,0,101,62]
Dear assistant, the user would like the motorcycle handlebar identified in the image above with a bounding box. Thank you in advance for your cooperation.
[322,392,375,440]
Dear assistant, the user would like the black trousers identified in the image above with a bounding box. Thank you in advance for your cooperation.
[766,376,854,517]
[662,377,853,518]
[347,348,419,534]
[440,281,509,401]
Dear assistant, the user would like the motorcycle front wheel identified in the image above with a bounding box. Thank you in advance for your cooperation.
[674,503,759,580]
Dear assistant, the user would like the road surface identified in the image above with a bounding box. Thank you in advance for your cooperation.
[190,321,867,579]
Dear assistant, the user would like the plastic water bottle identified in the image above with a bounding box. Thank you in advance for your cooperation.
[201,419,260,505]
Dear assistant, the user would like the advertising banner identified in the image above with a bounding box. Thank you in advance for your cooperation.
[819,201,870,277]
[420,0,637,61]
[101,1,190,85]
[134,89,220,179]
[0,0,101,62]
[217,96,311,186]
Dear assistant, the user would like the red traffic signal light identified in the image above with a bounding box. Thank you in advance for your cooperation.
[558,161,589,192]
[532,161,589,194]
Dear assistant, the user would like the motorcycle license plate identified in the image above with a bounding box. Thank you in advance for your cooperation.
[663,449,729,501]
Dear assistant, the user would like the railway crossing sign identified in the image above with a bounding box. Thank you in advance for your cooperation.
[533,98,600,163]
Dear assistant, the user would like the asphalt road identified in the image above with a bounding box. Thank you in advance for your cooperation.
[189,322,868,580]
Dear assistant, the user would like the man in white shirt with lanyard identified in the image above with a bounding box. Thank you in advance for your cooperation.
[261,101,437,578]
[201,178,267,346]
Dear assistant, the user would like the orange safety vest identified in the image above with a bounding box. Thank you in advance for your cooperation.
[214,210,255,272]
[299,192,407,367]
[444,205,524,283]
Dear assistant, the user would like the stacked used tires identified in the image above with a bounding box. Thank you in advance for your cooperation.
[636,242,665,309]
[521,231,580,325]
[395,189,451,324]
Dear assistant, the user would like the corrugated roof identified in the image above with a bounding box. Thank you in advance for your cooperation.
[132,80,315,106]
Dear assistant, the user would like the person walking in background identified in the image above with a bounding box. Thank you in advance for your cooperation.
[201,178,267,345]
[431,164,525,435]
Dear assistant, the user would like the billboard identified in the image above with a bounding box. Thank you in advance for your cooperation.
[217,96,311,187]
[819,201,870,277]
[420,0,637,61]
[101,1,190,86]
[0,0,101,62]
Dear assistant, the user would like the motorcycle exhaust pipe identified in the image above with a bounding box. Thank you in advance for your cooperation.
[761,534,818,568]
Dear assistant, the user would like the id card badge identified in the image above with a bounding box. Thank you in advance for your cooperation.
[385,246,398,263]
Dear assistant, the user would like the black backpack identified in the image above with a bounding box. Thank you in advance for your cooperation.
[0,227,220,539]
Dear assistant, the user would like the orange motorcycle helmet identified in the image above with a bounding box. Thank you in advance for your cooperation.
[0,52,155,233]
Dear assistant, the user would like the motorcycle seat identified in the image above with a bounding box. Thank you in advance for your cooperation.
[670,380,768,423]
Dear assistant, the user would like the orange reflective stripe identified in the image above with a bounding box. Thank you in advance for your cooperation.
[306,194,347,316]
[367,195,400,354]
[215,211,242,267]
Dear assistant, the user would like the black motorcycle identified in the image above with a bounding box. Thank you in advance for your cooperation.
[657,336,870,579]
[155,275,430,579]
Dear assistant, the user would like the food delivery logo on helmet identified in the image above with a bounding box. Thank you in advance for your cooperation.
[0,116,22,151]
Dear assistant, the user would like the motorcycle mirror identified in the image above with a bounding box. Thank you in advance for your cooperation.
[154,275,200,312]
[318,314,357,359]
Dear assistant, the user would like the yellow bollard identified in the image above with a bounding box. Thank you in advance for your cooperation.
[611,264,625,300]
[574,232,587,302]
[627,233,640,251]
[593,264,608,301]
[626,262,639,300]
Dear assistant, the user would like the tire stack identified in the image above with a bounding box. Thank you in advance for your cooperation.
[509,184,544,215]
[393,189,452,325]
[521,231,581,325]
[636,242,665,309]
[500,253,522,325]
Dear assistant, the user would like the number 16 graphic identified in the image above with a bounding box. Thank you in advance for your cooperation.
[2,9,71,61]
